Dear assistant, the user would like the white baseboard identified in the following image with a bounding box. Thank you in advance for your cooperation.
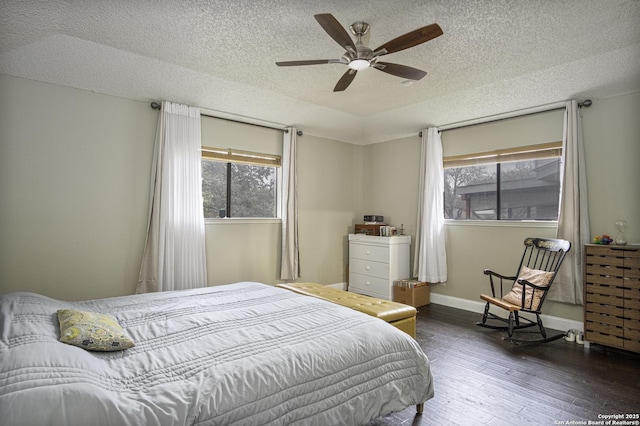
[327,282,347,291]
[430,293,584,333]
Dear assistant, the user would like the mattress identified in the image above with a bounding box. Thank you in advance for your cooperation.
[0,282,433,425]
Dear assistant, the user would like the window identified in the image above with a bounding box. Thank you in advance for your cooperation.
[444,142,562,220]
[201,147,281,218]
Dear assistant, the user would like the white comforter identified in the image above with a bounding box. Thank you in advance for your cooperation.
[0,282,433,425]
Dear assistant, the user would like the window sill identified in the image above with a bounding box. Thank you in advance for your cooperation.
[205,218,281,225]
[445,220,558,228]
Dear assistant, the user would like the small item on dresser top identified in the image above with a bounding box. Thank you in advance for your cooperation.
[614,219,627,245]
[379,226,397,236]
[363,215,384,223]
[592,234,613,245]
[355,223,386,235]
[380,226,391,236]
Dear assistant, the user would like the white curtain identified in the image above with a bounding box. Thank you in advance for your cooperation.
[280,127,300,280]
[137,101,208,293]
[550,100,589,304]
[413,128,448,283]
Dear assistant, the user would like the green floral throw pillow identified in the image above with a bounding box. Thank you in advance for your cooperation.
[57,309,135,351]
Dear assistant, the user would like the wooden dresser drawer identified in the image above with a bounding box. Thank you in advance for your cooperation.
[586,310,624,328]
[585,330,625,348]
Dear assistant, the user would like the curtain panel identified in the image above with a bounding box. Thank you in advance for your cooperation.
[137,101,208,293]
[280,127,300,280]
[551,100,590,305]
[413,128,448,283]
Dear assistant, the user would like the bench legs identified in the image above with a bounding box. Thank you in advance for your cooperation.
[416,403,424,414]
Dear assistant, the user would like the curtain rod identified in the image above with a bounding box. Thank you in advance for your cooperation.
[418,99,591,137]
[150,102,303,136]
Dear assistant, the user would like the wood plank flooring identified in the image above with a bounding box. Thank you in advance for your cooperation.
[369,303,640,426]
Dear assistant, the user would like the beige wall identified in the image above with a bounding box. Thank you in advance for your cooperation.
[362,91,640,322]
[582,92,640,243]
[0,75,157,300]
[297,135,363,284]
[363,136,421,239]
[0,74,361,300]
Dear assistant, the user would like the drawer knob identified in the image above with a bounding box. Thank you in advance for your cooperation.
[366,250,371,255]
[366,266,370,270]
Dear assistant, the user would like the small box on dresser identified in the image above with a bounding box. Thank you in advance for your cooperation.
[584,244,640,353]
[354,223,386,236]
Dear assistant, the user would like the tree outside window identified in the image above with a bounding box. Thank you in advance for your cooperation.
[201,148,279,218]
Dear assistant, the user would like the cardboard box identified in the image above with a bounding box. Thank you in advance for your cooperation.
[393,280,430,307]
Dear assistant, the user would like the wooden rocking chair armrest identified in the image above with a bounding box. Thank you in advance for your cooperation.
[483,269,517,298]
[483,269,516,281]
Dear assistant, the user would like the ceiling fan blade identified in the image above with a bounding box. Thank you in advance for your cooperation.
[374,23,443,55]
[334,69,357,92]
[276,60,334,66]
[314,13,357,52]
[374,62,427,80]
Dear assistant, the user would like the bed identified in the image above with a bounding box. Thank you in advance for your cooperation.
[0,282,433,425]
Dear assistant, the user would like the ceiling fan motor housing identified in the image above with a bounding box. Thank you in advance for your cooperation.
[347,21,375,68]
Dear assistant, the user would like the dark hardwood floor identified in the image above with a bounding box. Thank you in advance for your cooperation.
[370,304,640,426]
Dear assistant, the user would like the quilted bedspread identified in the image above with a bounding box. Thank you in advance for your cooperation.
[0,282,433,425]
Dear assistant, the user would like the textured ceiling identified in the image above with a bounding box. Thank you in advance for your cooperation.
[1,0,639,144]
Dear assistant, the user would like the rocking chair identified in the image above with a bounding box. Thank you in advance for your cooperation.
[477,237,571,342]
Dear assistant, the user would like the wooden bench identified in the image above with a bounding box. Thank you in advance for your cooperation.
[276,282,417,339]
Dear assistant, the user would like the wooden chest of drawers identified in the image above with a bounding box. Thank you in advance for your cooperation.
[348,234,410,300]
[584,244,640,353]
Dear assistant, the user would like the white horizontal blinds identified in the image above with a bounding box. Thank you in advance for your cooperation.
[200,115,282,156]
[444,141,562,168]
[201,147,281,167]
[441,108,565,158]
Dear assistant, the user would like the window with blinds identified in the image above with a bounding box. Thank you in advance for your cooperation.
[201,147,281,219]
[444,142,562,220]
[200,115,283,220]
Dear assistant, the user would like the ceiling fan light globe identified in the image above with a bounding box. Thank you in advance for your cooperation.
[348,59,370,70]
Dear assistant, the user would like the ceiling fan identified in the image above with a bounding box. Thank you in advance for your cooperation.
[276,13,443,92]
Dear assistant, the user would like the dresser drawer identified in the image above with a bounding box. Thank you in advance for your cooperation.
[349,244,389,263]
[349,273,390,299]
[350,258,389,279]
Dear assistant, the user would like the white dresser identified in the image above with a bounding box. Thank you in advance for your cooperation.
[348,234,411,300]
